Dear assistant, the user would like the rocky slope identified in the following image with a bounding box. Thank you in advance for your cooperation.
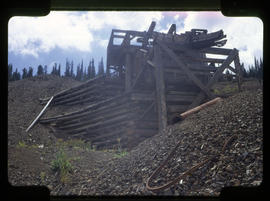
[8,76,263,196]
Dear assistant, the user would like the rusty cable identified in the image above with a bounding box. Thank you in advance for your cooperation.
[146,135,237,193]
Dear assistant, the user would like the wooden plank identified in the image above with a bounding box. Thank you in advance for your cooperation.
[181,97,222,119]
[192,57,225,63]
[227,66,237,74]
[233,50,242,91]
[70,120,134,138]
[167,90,198,96]
[200,47,233,55]
[26,96,54,132]
[63,110,137,135]
[125,52,132,92]
[154,45,167,131]
[41,75,106,102]
[56,106,135,130]
[157,40,214,99]
[164,67,212,76]
[40,94,129,123]
[166,94,196,102]
[167,24,176,34]
[137,100,155,121]
[130,93,154,101]
[188,49,237,109]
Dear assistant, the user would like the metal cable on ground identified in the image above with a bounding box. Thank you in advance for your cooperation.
[146,135,238,193]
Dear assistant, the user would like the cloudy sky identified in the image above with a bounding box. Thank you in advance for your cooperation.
[8,11,263,74]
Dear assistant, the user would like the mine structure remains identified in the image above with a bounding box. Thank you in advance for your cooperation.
[34,21,242,149]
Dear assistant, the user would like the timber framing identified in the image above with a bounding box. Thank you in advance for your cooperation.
[29,21,242,149]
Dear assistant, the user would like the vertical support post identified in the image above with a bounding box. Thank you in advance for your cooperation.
[125,52,132,92]
[234,49,242,92]
[154,45,167,132]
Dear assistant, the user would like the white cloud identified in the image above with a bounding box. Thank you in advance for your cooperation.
[179,12,263,67]
[8,11,164,58]
[8,11,263,70]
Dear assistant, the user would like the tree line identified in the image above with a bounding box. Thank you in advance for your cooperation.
[8,57,105,82]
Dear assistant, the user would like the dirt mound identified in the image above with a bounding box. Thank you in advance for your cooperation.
[8,75,116,195]
[82,88,263,196]
[8,77,263,196]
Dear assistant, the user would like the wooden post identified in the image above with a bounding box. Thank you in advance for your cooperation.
[125,52,132,92]
[153,45,167,131]
[233,50,242,92]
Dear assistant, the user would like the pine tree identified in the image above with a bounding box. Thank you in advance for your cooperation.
[22,68,28,79]
[44,65,48,75]
[58,64,61,76]
[65,59,70,77]
[51,63,57,75]
[70,61,74,78]
[76,64,81,81]
[83,67,87,81]
[12,68,21,81]
[90,58,96,78]
[37,65,44,76]
[80,60,84,80]
[87,60,91,79]
[28,67,33,78]
[8,64,13,81]
[98,57,104,76]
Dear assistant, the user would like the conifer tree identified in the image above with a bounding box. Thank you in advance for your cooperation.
[90,58,96,78]
[37,65,44,76]
[8,64,13,81]
[44,65,48,75]
[70,60,74,78]
[58,64,61,76]
[98,57,104,76]
[22,68,28,79]
[65,59,70,77]
[28,67,33,78]
[76,64,81,81]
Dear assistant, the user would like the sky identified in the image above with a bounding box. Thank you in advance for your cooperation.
[8,11,263,75]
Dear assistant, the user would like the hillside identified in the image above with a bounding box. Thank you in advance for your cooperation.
[8,76,263,196]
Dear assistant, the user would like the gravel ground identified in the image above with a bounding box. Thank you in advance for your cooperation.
[8,76,263,196]
[80,87,263,196]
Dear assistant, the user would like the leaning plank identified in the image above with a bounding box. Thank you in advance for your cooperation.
[26,96,54,132]
[180,97,222,119]
[56,106,135,130]
[40,75,106,102]
[40,94,129,123]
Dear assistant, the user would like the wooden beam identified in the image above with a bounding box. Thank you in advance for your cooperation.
[181,97,222,119]
[154,45,167,131]
[233,50,242,91]
[26,96,54,132]
[167,24,176,34]
[188,49,237,109]
[125,52,132,92]
[227,66,237,74]
[200,47,233,55]
[157,40,214,99]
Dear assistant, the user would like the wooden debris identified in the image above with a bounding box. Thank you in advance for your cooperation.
[34,21,241,149]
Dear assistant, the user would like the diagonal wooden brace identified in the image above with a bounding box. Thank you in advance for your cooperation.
[156,40,214,100]
[188,49,237,109]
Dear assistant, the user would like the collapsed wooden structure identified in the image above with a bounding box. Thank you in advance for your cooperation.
[36,22,242,149]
